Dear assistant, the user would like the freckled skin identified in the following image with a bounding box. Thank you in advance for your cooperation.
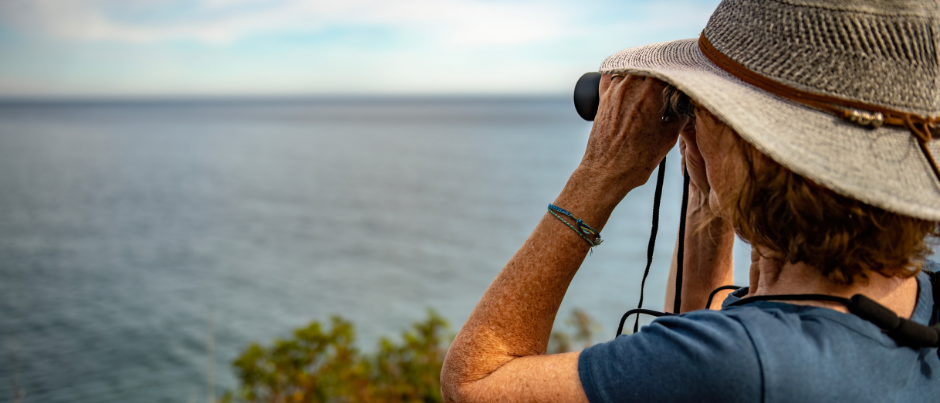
[441,75,686,403]
[439,75,918,402]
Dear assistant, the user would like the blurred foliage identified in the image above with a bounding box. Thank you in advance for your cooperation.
[548,308,601,355]
[221,308,598,403]
[221,310,448,403]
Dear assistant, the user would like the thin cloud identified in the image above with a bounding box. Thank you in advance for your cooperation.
[0,0,578,46]
[0,0,721,96]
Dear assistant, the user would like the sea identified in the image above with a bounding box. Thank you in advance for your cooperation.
[0,97,759,402]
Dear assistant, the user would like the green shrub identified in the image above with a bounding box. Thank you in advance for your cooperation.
[222,310,448,403]
[222,308,596,403]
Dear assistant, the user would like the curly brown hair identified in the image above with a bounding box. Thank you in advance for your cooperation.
[663,85,940,285]
[733,145,939,284]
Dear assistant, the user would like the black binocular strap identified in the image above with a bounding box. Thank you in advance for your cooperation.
[632,157,668,334]
[730,293,940,351]
[624,159,690,336]
[673,168,690,314]
[705,285,743,310]
[928,269,940,326]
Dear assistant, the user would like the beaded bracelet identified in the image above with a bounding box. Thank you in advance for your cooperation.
[548,204,603,247]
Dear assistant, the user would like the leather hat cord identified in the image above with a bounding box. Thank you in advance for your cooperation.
[698,34,940,185]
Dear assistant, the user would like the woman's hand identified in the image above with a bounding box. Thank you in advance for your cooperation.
[441,74,690,403]
[575,75,686,206]
[666,106,737,312]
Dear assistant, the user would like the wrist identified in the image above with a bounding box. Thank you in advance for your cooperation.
[572,164,645,197]
[552,167,635,232]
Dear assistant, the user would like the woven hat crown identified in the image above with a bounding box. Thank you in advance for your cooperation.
[704,0,940,117]
[594,0,940,220]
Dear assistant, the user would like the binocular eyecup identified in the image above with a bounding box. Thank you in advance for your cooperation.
[573,72,602,121]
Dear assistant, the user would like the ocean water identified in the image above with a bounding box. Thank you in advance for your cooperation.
[0,98,752,402]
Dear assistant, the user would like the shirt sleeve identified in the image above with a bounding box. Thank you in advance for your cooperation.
[578,311,762,403]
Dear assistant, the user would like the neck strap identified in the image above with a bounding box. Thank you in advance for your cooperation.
[731,292,940,349]
[727,293,850,307]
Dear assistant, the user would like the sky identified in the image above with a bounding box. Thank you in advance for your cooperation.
[0,0,721,98]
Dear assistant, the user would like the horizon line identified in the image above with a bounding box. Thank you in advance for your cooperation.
[0,92,573,104]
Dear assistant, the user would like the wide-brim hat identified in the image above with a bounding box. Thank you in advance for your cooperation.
[600,0,940,221]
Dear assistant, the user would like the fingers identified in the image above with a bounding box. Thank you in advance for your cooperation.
[679,120,710,195]
[598,74,613,97]
[581,74,685,191]
[594,75,626,134]
[593,75,642,150]
[678,137,687,172]
[601,75,639,134]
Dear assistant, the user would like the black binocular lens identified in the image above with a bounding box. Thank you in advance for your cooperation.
[573,72,602,121]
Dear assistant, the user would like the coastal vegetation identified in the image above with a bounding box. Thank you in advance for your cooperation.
[221,309,598,403]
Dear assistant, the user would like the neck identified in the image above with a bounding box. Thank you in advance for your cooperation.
[748,250,918,319]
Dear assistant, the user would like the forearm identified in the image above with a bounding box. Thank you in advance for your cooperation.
[440,167,635,399]
[440,74,682,402]
[664,190,736,312]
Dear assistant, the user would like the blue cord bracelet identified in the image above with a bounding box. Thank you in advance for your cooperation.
[548,204,603,247]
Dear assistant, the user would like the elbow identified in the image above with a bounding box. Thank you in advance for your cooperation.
[442,342,492,403]
[441,331,515,402]
[440,378,461,403]
[440,350,468,403]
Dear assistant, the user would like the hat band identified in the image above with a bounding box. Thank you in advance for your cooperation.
[698,34,940,186]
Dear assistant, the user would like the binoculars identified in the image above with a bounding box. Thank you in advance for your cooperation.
[573,72,602,121]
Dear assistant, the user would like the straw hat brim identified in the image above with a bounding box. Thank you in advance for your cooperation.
[600,38,940,221]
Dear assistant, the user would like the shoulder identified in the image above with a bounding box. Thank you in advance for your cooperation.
[718,283,940,402]
[578,310,761,403]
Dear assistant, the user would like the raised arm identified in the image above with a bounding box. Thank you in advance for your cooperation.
[663,186,736,312]
[664,114,737,313]
[440,75,685,403]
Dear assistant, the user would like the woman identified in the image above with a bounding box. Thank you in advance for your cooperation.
[441,0,940,402]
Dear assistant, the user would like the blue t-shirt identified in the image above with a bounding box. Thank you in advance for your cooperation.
[578,262,940,402]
